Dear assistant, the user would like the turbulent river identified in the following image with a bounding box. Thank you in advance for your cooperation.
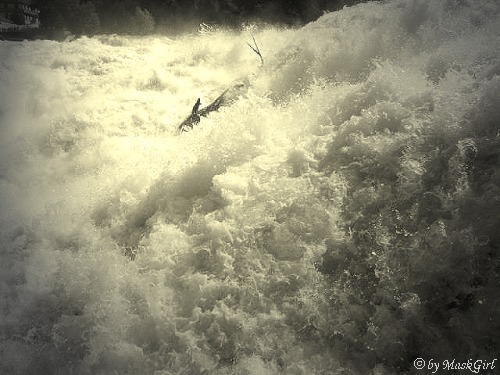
[1,1,500,374]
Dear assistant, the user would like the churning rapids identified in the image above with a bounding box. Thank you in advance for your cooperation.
[1,1,500,374]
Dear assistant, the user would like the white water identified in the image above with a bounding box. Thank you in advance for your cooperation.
[1,1,500,374]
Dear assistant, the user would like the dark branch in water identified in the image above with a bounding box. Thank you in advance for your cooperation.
[192,98,201,115]
[178,81,248,133]
[178,98,202,132]
[247,36,264,65]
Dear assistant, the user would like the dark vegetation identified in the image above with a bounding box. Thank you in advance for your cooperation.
[32,0,362,36]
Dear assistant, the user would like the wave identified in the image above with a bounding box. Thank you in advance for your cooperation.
[1,0,499,373]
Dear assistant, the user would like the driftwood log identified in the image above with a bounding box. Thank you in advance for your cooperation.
[178,37,262,133]
[178,80,248,133]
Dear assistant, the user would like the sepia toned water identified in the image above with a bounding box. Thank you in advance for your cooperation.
[1,1,499,374]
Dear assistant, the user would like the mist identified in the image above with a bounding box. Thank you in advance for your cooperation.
[1,1,500,374]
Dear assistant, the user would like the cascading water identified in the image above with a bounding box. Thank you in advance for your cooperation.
[1,1,500,374]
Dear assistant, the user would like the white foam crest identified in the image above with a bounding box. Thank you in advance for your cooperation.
[1,0,500,373]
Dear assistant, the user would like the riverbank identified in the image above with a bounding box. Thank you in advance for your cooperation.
[0,28,72,41]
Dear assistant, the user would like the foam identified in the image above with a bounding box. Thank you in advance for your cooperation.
[1,0,500,373]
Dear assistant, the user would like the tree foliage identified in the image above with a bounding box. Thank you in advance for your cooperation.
[33,0,363,36]
[130,6,155,35]
[34,0,100,35]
